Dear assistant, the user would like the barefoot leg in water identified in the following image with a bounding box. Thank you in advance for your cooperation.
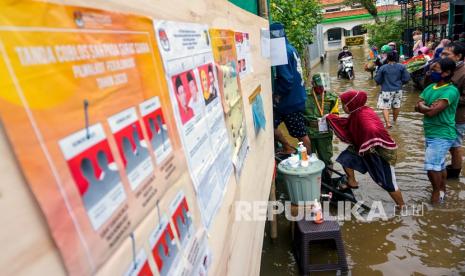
[389,190,405,207]
[382,109,392,128]
[343,167,359,188]
[427,170,443,204]
[393,108,400,123]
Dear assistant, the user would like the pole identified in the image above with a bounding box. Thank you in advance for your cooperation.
[269,177,278,239]
[259,0,269,19]
[422,0,426,43]
[448,3,455,38]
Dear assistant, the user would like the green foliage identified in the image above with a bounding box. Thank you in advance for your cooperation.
[344,0,379,23]
[270,0,323,56]
[364,18,406,49]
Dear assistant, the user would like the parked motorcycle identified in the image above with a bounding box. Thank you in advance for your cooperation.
[338,56,354,80]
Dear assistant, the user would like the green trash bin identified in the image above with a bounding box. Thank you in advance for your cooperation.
[277,159,325,205]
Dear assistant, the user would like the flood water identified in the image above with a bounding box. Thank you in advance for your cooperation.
[261,47,465,275]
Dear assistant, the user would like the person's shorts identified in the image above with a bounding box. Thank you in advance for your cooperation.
[377,90,403,109]
[451,123,465,148]
[424,137,455,171]
[336,148,398,192]
[274,111,307,138]
[310,136,333,166]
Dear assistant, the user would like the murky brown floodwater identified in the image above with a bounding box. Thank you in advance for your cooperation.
[261,47,465,275]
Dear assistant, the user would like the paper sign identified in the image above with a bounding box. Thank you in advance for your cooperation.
[108,108,154,191]
[252,94,266,133]
[124,249,153,276]
[154,21,233,228]
[0,2,190,274]
[235,32,253,78]
[59,124,127,230]
[270,37,288,66]
[260,28,271,59]
[210,29,250,178]
[176,228,212,276]
[149,215,181,276]
[139,97,173,164]
[169,191,195,247]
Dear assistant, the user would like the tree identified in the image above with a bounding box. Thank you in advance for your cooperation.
[364,18,406,49]
[270,0,323,55]
[345,0,380,23]
[270,0,323,84]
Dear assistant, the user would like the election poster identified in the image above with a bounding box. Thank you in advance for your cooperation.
[175,229,212,276]
[0,2,190,274]
[154,21,233,228]
[124,249,154,276]
[146,191,211,276]
[235,32,253,78]
[107,107,155,192]
[139,97,173,164]
[169,191,195,248]
[149,215,182,276]
[58,124,127,231]
[210,29,249,177]
[183,229,212,276]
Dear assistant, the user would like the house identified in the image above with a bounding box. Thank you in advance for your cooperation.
[321,0,401,51]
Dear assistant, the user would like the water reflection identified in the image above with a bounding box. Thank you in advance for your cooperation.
[261,47,465,275]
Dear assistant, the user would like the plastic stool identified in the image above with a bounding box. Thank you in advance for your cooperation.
[293,220,348,274]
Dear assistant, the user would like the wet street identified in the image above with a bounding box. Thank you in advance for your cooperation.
[261,47,465,275]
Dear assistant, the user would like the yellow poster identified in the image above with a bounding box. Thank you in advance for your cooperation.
[345,35,365,46]
[210,29,249,176]
[0,2,189,275]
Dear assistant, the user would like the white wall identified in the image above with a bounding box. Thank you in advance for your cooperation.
[322,18,374,51]
[308,24,325,67]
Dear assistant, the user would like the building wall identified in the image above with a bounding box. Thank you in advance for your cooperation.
[321,1,401,51]
[308,24,325,67]
[322,13,401,51]
[323,19,372,51]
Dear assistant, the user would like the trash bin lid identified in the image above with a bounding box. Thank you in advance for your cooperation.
[277,159,325,176]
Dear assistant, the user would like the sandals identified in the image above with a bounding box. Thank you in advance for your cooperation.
[337,176,360,190]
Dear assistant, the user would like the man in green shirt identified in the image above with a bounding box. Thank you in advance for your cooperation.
[303,73,339,167]
[415,58,459,204]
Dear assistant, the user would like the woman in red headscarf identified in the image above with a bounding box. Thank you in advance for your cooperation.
[326,90,405,207]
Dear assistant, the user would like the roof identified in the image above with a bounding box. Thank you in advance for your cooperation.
[321,0,345,6]
[322,7,401,23]
[415,2,449,18]
[323,4,400,19]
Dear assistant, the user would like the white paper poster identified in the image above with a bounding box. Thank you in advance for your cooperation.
[108,108,155,191]
[124,249,153,276]
[149,215,181,276]
[176,228,212,276]
[260,28,271,59]
[58,124,127,230]
[169,191,195,248]
[210,29,250,179]
[154,20,233,228]
[139,97,173,164]
[235,32,253,78]
[270,37,288,66]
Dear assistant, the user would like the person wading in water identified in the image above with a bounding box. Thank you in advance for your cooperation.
[326,90,405,207]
